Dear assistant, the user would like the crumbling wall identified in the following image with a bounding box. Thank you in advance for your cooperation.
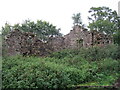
[48,36,65,51]
[64,26,83,49]
[91,30,113,47]
[64,25,92,49]
[50,25,113,51]
[5,29,53,56]
[4,26,113,56]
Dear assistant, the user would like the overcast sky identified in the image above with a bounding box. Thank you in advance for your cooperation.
[0,0,119,34]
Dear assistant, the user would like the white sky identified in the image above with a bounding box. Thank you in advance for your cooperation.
[0,0,119,35]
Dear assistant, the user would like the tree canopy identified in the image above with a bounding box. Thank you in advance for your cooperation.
[1,20,62,42]
[88,6,119,35]
[113,17,120,46]
[72,13,83,26]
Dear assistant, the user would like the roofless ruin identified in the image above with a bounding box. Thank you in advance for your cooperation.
[4,25,112,56]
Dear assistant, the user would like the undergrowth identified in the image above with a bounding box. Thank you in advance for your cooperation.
[2,45,120,89]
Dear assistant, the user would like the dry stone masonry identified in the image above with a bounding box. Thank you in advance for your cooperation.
[49,25,112,51]
[4,25,113,56]
[5,29,53,56]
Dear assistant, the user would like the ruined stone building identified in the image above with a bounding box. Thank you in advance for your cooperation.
[4,25,113,56]
[49,25,113,51]
[4,29,53,56]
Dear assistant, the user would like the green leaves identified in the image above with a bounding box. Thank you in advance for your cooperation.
[2,45,120,89]
[20,20,62,42]
[88,6,118,35]
[72,13,82,26]
[1,23,12,36]
[88,19,116,35]
[113,30,120,46]
[2,20,62,42]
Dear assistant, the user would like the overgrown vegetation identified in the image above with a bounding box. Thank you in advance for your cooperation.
[2,6,120,89]
[2,45,120,89]
[1,20,62,42]
[50,44,120,60]
[88,6,119,35]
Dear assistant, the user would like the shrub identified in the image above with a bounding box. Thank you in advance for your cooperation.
[91,58,120,84]
[78,44,120,61]
[103,44,120,60]
[2,45,120,89]
[97,58,120,74]
[2,56,92,88]
[49,49,79,59]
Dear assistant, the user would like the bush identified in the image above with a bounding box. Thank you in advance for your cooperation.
[49,49,79,59]
[2,45,120,89]
[2,56,93,88]
[77,45,120,61]
[91,58,120,84]
[78,47,104,61]
[98,58,119,71]
[50,44,120,61]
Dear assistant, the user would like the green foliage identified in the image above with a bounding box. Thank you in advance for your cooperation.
[1,20,62,42]
[3,44,120,89]
[2,55,93,88]
[2,56,68,88]
[88,6,118,35]
[2,44,120,89]
[113,30,120,46]
[91,59,120,86]
[98,58,119,72]
[2,7,120,89]
[1,23,12,36]
[88,7,117,22]
[78,45,120,60]
[20,20,62,41]
[50,45,120,61]
[72,13,83,26]
[49,49,79,59]
[88,19,116,35]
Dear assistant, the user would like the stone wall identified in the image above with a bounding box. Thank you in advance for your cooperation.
[4,26,113,56]
[49,25,113,51]
[48,36,65,51]
[91,30,113,47]
[64,25,92,49]
[4,29,53,56]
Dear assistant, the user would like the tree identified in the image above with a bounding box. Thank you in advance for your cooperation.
[113,17,120,46]
[2,20,62,42]
[34,20,62,41]
[1,23,12,57]
[72,13,82,26]
[88,19,116,35]
[88,6,118,35]
[1,23,12,36]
